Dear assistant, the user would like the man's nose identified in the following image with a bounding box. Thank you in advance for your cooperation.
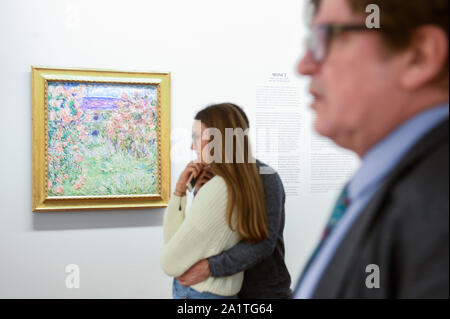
[297,50,318,75]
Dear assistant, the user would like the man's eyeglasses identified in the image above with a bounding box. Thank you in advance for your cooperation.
[306,24,377,64]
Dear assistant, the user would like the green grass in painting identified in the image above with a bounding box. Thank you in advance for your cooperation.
[55,140,158,196]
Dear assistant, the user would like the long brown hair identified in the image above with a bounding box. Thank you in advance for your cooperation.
[195,103,268,243]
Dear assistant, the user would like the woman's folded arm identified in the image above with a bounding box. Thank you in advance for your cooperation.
[161,176,234,277]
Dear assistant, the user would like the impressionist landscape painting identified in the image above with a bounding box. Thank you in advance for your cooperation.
[46,81,159,197]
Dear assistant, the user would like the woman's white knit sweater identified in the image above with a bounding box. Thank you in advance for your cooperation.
[160,175,243,297]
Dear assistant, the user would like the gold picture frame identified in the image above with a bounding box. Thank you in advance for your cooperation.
[32,66,171,211]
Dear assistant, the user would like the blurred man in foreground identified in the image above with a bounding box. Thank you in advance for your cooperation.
[295,0,449,298]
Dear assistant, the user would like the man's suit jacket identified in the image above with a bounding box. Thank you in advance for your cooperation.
[313,119,449,299]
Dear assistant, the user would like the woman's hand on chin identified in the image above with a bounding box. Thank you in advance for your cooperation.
[175,161,206,194]
[194,167,215,193]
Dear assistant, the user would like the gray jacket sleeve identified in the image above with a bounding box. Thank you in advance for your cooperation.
[208,171,285,277]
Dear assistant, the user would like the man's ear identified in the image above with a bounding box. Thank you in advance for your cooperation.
[399,25,448,90]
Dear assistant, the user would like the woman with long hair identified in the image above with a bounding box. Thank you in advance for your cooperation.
[160,103,268,299]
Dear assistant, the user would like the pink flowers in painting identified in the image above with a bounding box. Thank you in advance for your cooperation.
[47,82,159,196]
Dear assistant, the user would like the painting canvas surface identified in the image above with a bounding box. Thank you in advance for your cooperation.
[47,81,159,197]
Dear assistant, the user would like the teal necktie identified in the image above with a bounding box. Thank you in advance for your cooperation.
[295,187,351,290]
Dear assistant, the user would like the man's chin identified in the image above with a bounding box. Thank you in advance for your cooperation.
[314,119,333,139]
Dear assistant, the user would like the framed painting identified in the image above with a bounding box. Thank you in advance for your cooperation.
[32,66,171,211]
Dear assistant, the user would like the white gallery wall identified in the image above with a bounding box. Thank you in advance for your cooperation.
[0,0,359,298]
